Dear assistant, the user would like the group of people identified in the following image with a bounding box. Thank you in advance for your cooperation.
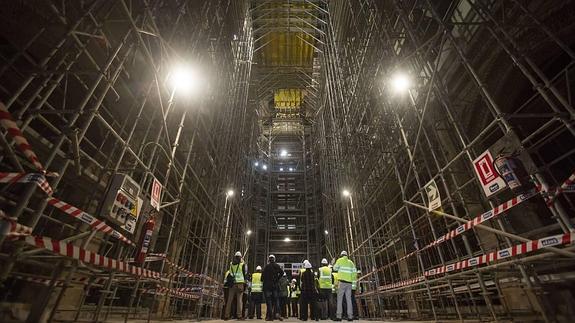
[222,250,359,321]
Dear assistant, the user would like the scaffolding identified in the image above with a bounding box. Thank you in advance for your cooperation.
[0,0,256,321]
[318,0,575,321]
[0,0,574,322]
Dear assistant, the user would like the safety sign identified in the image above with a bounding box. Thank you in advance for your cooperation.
[473,150,507,197]
[424,179,442,211]
[151,177,162,211]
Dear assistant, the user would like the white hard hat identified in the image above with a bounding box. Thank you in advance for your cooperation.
[321,258,328,265]
[292,279,297,282]
[234,251,242,257]
[304,261,312,269]
[256,265,262,271]
[340,250,348,256]
[269,254,275,261]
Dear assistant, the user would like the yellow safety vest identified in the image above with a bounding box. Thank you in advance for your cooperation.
[332,272,339,294]
[252,272,262,292]
[333,256,355,283]
[224,270,230,284]
[319,266,332,289]
[290,285,299,298]
[351,268,358,291]
[229,262,245,283]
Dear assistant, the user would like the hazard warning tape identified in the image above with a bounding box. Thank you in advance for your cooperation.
[23,235,160,279]
[46,197,134,246]
[0,102,46,172]
[424,232,574,277]
[0,172,53,195]
[360,189,539,281]
[539,170,575,207]
[144,285,200,300]
[148,253,219,284]
[378,231,574,291]
[0,210,32,238]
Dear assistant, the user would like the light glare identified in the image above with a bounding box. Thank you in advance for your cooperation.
[280,150,288,157]
[226,190,234,197]
[284,237,291,242]
[170,64,201,95]
[246,230,252,236]
[342,190,351,197]
[391,73,411,93]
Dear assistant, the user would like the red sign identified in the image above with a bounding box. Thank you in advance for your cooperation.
[150,178,162,211]
[473,150,506,197]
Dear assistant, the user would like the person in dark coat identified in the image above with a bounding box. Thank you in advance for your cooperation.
[262,254,284,321]
[299,260,319,321]
[278,272,289,318]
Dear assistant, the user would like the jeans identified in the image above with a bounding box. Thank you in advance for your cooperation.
[248,292,263,318]
[225,283,244,319]
[318,289,333,319]
[299,291,318,321]
[264,289,281,319]
[336,281,353,319]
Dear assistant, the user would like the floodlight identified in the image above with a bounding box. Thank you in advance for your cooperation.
[246,230,252,236]
[342,190,351,197]
[226,190,234,197]
[284,237,291,242]
[390,72,411,93]
[280,150,288,157]
[169,64,201,95]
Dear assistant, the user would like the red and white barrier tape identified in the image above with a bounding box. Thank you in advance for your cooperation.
[539,171,575,207]
[46,197,134,246]
[10,274,108,287]
[144,285,200,300]
[0,102,45,171]
[147,253,219,284]
[0,172,53,195]
[360,189,538,281]
[0,210,32,238]
[24,235,160,279]
[379,231,574,291]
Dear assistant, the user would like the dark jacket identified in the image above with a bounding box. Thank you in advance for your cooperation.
[262,262,283,291]
[278,276,289,297]
[300,268,317,294]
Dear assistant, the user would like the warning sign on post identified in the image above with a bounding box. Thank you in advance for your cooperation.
[473,150,507,197]
[150,178,162,211]
[425,179,442,211]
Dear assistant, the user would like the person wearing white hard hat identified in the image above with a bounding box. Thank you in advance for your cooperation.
[289,278,300,317]
[278,271,290,318]
[318,258,334,319]
[262,254,284,321]
[333,251,355,321]
[224,251,248,320]
[299,260,319,321]
[249,265,263,319]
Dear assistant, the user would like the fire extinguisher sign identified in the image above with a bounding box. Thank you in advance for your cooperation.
[150,178,162,211]
[473,150,507,197]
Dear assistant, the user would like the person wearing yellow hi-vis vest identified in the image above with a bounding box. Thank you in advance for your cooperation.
[318,258,334,320]
[248,266,263,319]
[224,251,248,320]
[333,250,355,321]
[289,278,300,317]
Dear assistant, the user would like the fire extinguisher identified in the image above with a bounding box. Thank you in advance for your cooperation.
[493,153,533,195]
[135,213,156,264]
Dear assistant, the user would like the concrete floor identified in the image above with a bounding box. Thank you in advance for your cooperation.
[114,320,433,323]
